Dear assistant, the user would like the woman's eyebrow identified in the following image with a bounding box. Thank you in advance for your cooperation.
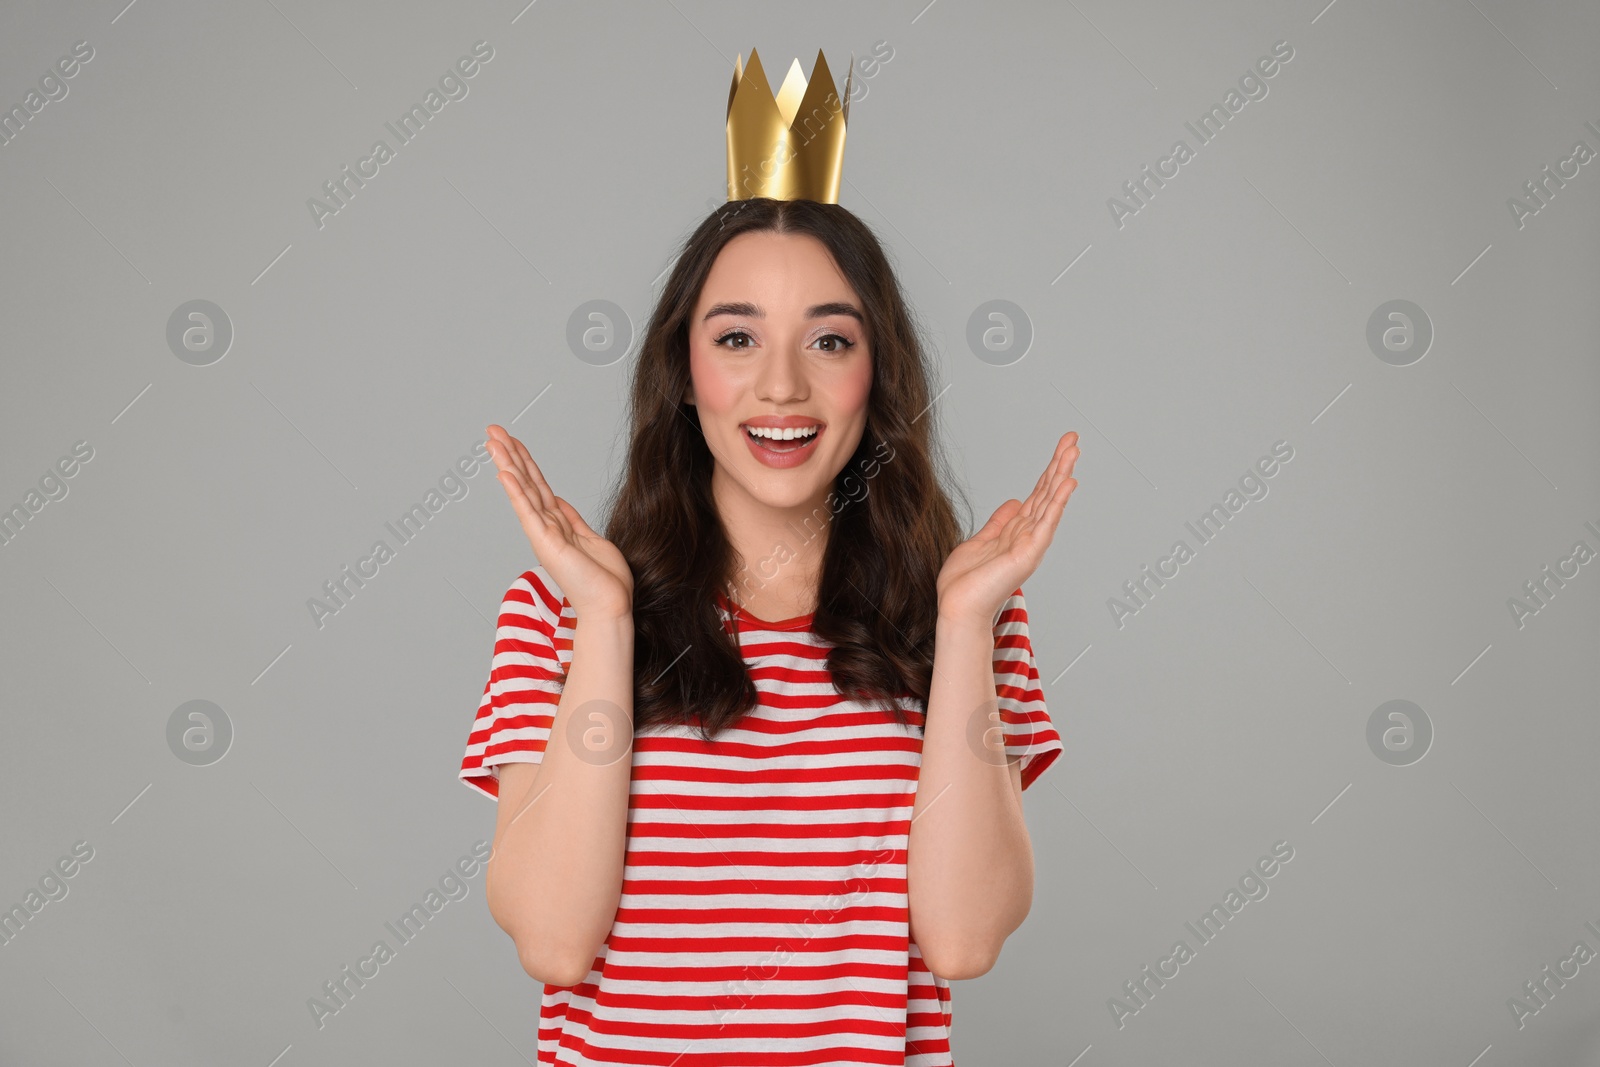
[702,301,864,323]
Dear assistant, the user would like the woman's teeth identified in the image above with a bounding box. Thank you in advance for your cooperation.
[745,426,818,441]
[745,425,819,452]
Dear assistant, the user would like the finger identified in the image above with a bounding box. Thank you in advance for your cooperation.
[1029,432,1073,501]
[1031,433,1076,509]
[508,434,560,514]
[493,465,552,546]
[486,426,536,489]
[1058,435,1081,480]
[1009,489,1067,570]
[1021,433,1075,522]
[487,443,543,519]
[486,438,563,537]
[486,429,521,479]
[1017,453,1054,521]
[1054,473,1077,511]
[554,497,599,539]
[492,430,554,515]
[510,464,574,544]
[486,425,524,478]
[1020,467,1077,548]
[485,435,526,493]
[1039,476,1078,540]
[976,498,1023,542]
[1033,436,1081,520]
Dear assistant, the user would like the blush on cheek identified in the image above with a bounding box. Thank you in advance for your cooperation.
[686,343,744,428]
[834,357,873,424]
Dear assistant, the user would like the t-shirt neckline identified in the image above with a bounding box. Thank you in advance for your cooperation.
[717,591,815,630]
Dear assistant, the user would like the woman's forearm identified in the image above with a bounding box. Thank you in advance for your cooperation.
[485,612,636,986]
[906,610,1035,980]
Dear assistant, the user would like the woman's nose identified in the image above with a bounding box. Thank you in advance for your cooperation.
[753,344,807,400]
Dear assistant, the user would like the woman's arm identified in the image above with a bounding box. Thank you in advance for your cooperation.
[906,609,1033,981]
[478,424,638,987]
[912,430,1080,979]
[485,610,636,987]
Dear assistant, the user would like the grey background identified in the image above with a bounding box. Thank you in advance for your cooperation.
[1,0,1597,1064]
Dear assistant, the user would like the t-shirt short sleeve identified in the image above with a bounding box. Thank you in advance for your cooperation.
[993,587,1064,791]
[459,565,572,800]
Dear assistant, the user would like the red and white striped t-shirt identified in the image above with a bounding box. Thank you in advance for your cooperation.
[459,565,1063,1066]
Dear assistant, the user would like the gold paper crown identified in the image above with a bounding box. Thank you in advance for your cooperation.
[726,48,853,204]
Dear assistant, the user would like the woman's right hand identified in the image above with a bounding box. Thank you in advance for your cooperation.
[484,424,634,621]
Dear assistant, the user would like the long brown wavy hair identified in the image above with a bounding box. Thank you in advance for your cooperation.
[600,197,972,740]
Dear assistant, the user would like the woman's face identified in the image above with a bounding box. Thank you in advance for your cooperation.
[685,230,873,514]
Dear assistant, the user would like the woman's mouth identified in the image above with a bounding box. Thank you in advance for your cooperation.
[742,422,823,468]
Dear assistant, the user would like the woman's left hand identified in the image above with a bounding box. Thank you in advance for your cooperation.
[936,431,1080,625]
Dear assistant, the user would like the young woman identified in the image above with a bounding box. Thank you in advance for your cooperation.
[460,196,1079,1065]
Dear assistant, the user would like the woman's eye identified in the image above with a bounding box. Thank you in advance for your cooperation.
[711,330,856,352]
